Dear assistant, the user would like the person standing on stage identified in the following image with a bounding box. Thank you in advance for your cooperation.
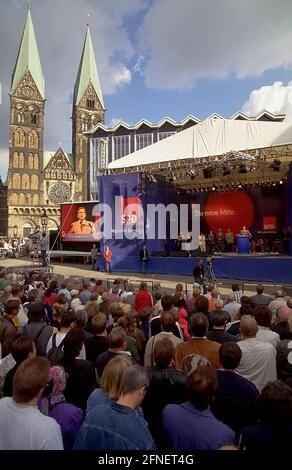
[91,244,99,271]
[193,259,204,286]
[40,232,49,266]
[103,246,112,273]
[207,230,215,255]
[240,226,252,237]
[140,245,149,275]
[225,228,234,252]
[199,233,206,254]
[216,228,224,253]
[175,232,186,251]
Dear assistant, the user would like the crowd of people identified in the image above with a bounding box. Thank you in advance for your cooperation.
[0,268,292,450]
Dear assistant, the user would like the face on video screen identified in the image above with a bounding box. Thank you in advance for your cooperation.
[61,203,100,242]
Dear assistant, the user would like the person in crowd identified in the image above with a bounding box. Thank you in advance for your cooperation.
[225,304,254,337]
[276,312,292,386]
[175,298,190,340]
[103,246,112,273]
[96,327,133,378]
[79,283,93,305]
[211,342,259,433]
[58,281,72,305]
[175,313,221,370]
[0,299,21,357]
[73,365,155,450]
[39,365,83,450]
[231,284,244,303]
[144,312,183,368]
[268,290,287,321]
[10,283,28,327]
[142,338,187,448]
[23,289,38,320]
[85,313,109,367]
[117,316,140,363]
[250,284,272,308]
[271,306,292,340]
[50,303,67,330]
[254,305,280,349]
[174,283,186,301]
[135,282,153,317]
[193,259,204,286]
[87,355,133,412]
[206,311,237,344]
[224,293,241,322]
[239,381,292,449]
[108,284,121,305]
[237,316,277,391]
[140,307,152,342]
[150,295,183,340]
[70,290,81,311]
[162,366,235,450]
[46,310,80,355]
[153,292,163,316]
[24,302,56,356]
[140,245,149,275]
[208,288,220,313]
[60,328,96,412]
[0,357,63,450]
[3,335,36,397]
[186,287,201,315]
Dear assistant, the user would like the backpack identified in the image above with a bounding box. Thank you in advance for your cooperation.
[46,333,66,365]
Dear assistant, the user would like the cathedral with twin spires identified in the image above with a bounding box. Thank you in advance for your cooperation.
[7,6,105,237]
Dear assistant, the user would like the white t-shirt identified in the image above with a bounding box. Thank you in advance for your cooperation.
[0,397,63,450]
[237,338,277,392]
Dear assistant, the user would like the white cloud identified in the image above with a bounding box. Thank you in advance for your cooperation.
[107,66,132,94]
[137,0,292,90]
[242,81,292,121]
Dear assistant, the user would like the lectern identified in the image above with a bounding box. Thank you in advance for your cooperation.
[237,235,250,254]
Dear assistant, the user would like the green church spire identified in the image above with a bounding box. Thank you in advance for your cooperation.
[11,5,45,98]
[74,25,104,108]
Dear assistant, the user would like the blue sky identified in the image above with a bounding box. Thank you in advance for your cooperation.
[1,0,292,179]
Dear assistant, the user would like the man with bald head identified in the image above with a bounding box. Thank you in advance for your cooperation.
[224,293,241,321]
[237,315,277,391]
[271,306,292,340]
[268,290,287,321]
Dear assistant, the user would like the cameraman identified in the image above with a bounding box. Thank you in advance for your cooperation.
[193,258,204,286]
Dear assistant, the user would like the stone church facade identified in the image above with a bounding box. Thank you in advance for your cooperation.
[7,7,105,237]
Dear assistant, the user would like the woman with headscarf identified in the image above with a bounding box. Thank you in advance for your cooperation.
[39,365,84,450]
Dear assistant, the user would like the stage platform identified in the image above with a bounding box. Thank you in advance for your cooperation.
[109,254,292,284]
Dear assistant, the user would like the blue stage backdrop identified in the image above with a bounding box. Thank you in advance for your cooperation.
[97,171,291,279]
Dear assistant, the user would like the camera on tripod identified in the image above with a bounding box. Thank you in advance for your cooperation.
[205,256,216,281]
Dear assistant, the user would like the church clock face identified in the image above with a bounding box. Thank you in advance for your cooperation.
[48,182,71,205]
[22,85,34,97]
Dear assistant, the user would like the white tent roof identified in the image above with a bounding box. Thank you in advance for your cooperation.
[108,118,292,169]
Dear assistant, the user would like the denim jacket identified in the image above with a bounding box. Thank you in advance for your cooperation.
[74,401,155,450]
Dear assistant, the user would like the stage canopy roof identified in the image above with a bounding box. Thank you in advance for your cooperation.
[107,118,292,170]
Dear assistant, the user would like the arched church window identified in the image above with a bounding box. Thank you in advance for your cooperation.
[13,173,21,189]
[28,153,34,169]
[11,193,18,205]
[17,111,25,123]
[19,193,25,205]
[33,194,39,206]
[28,129,39,149]
[22,174,30,190]
[15,128,25,147]
[31,174,38,189]
[13,152,19,168]
[34,154,39,169]
[19,152,24,169]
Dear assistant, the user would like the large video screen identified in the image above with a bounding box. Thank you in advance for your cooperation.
[61,202,100,242]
